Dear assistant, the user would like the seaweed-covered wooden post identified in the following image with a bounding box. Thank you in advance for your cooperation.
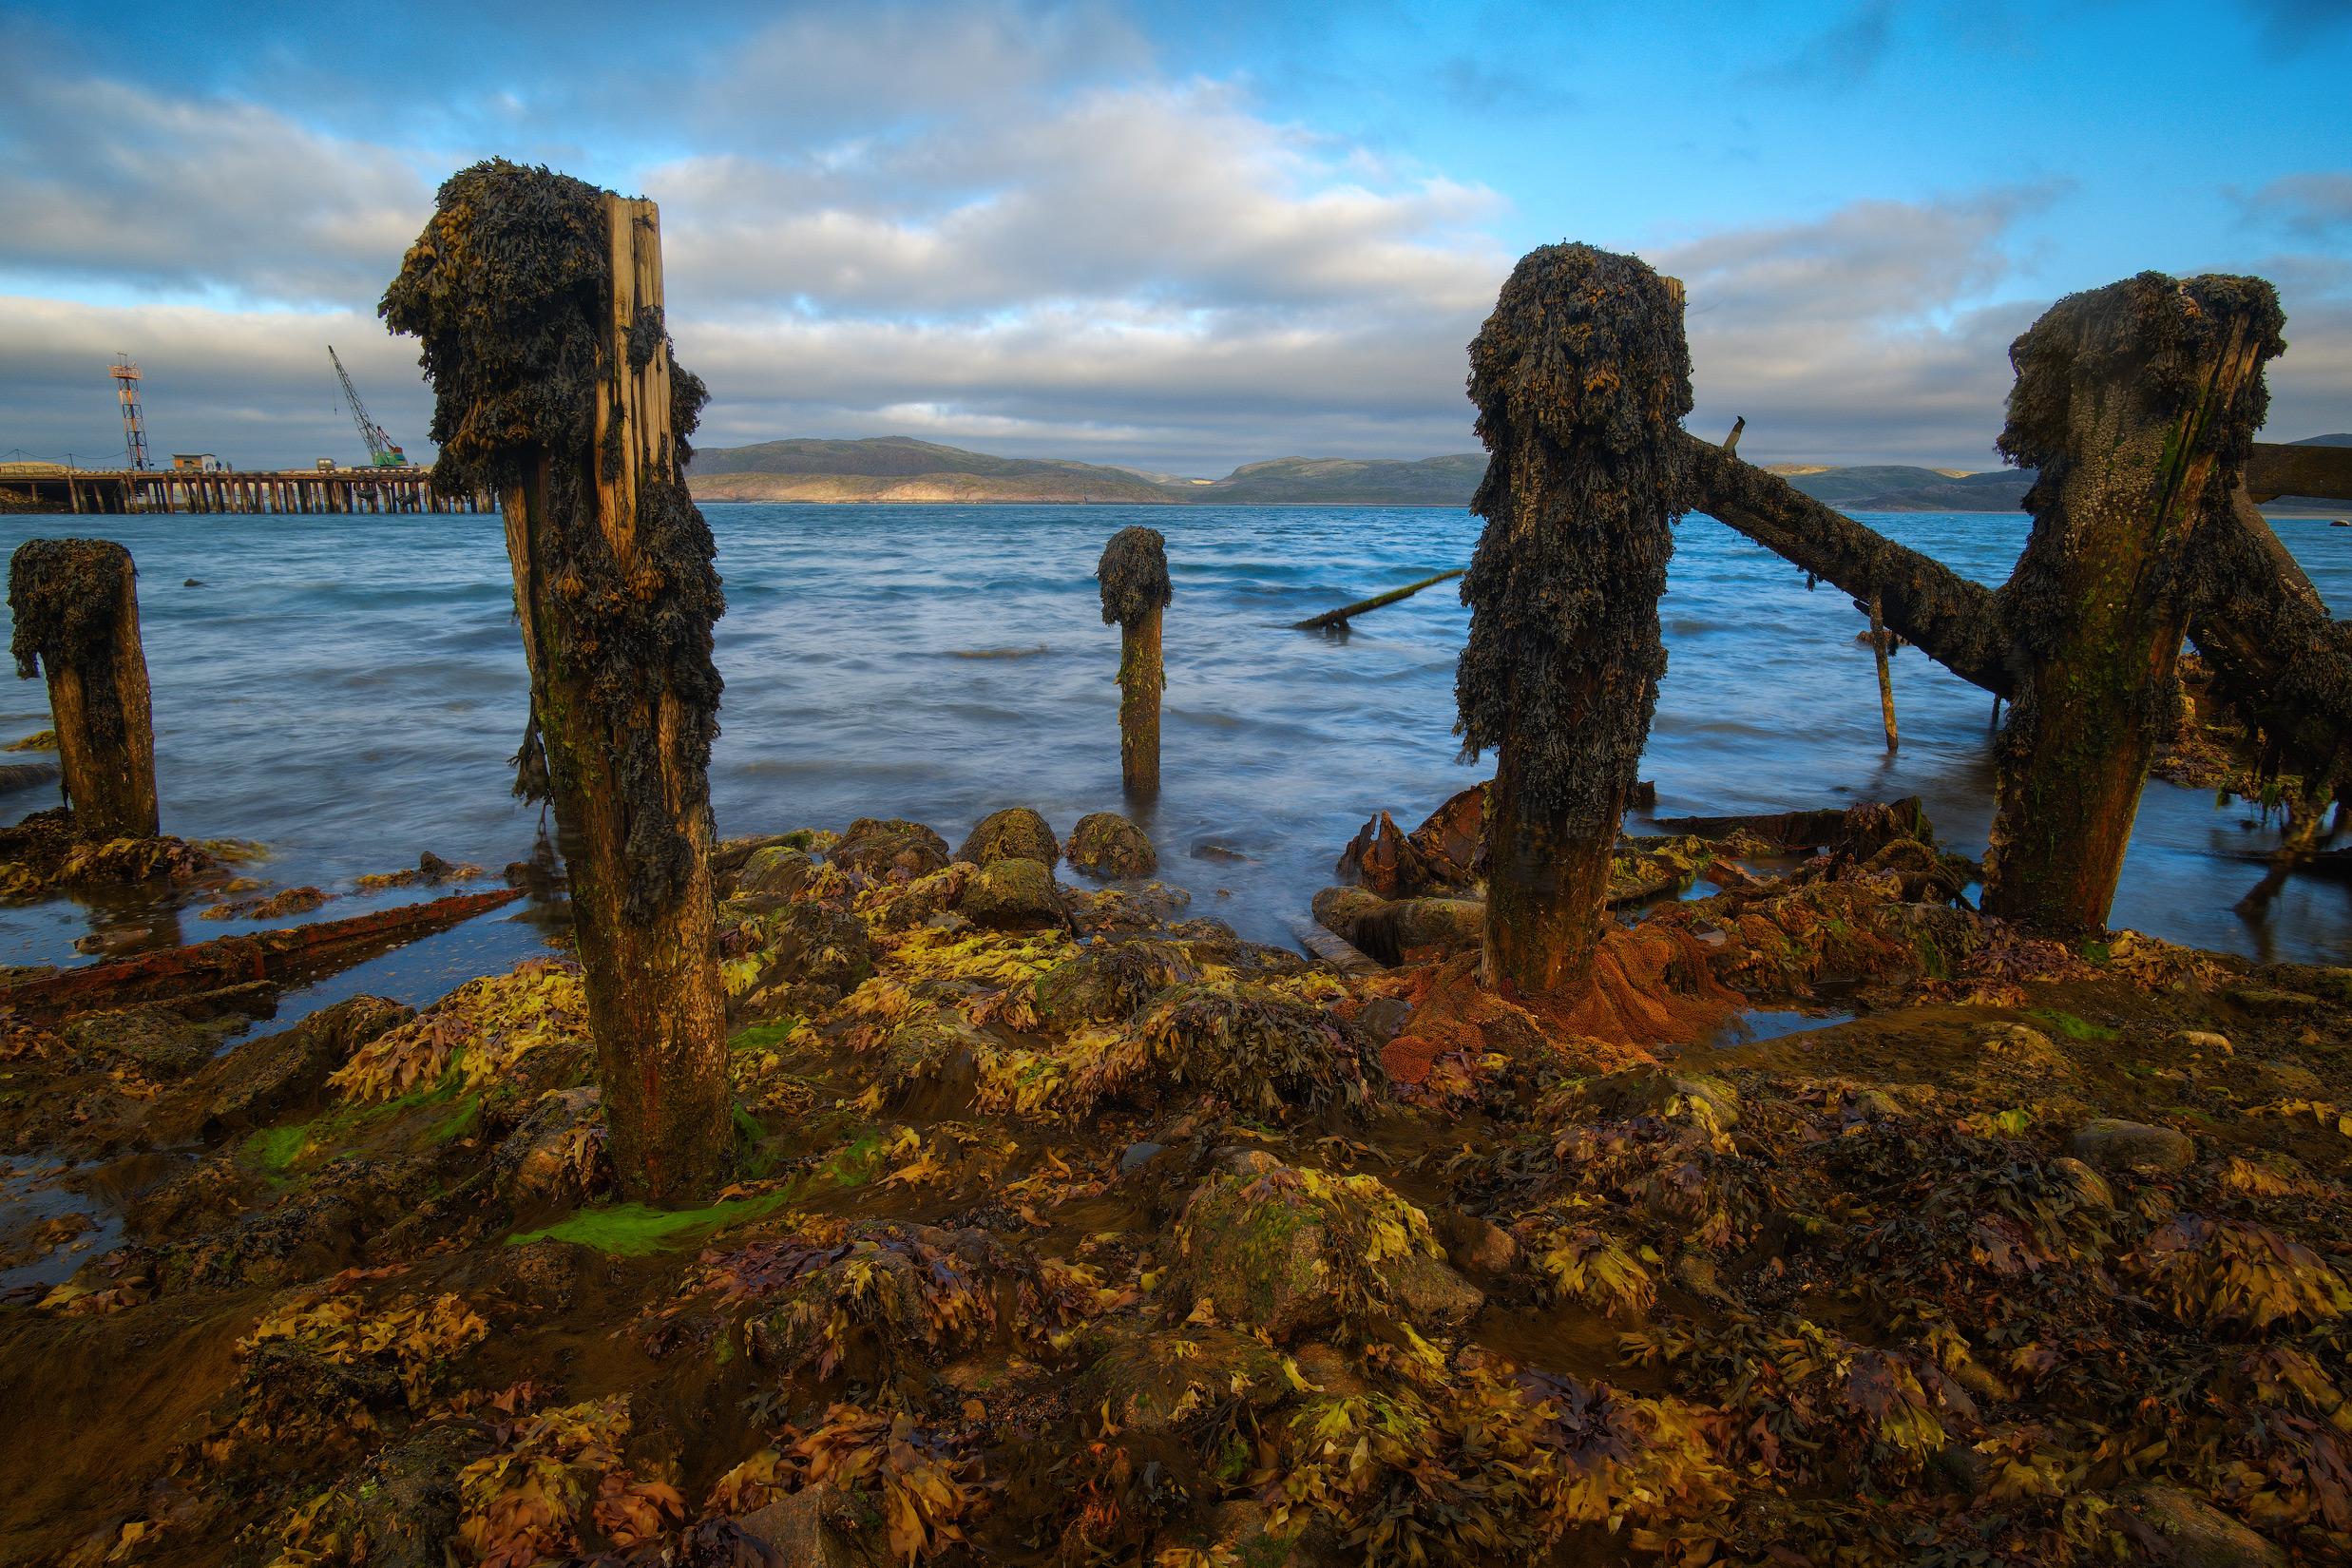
[1456,244,1692,999]
[382,161,731,1201]
[1098,526,1170,793]
[8,539,157,840]
[1982,273,2285,930]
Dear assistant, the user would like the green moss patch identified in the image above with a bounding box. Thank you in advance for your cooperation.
[507,1189,795,1255]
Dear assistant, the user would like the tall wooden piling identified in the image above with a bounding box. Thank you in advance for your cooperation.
[7,539,158,840]
[1869,592,1898,751]
[383,161,730,1202]
[1097,526,1171,794]
[1982,273,2285,930]
[1456,245,1692,999]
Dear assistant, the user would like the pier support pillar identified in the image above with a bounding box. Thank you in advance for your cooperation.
[1457,245,1691,1000]
[1097,526,1171,794]
[385,161,730,1203]
[1981,273,2285,932]
[7,539,158,840]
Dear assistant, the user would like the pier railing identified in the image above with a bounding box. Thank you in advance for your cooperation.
[0,465,494,516]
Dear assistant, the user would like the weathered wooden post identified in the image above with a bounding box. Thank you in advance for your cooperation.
[1097,526,1170,794]
[1456,243,1692,999]
[8,539,158,840]
[1869,592,1898,751]
[382,160,732,1202]
[1982,272,2285,931]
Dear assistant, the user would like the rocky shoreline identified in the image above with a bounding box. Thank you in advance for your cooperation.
[1,792,2346,1568]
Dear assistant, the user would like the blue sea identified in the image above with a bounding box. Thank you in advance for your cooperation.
[0,501,2344,1023]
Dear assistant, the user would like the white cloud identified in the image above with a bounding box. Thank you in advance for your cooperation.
[1652,190,2057,468]
[0,65,436,310]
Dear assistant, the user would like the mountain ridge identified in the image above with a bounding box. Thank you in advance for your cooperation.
[685,435,2349,510]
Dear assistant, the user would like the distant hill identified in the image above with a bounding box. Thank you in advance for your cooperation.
[1771,465,2035,514]
[2267,434,2352,511]
[687,437,1177,505]
[1176,454,1487,506]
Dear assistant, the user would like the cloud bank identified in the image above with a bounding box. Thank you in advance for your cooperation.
[0,11,2344,477]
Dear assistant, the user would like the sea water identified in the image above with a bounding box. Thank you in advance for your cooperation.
[0,501,2342,1021]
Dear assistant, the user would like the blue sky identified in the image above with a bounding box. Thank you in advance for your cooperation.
[2,0,2346,473]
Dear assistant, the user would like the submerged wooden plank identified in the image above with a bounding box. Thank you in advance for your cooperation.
[0,886,526,1018]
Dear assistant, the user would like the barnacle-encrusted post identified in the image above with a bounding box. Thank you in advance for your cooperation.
[8,538,157,840]
[1982,273,2285,931]
[1098,526,1171,794]
[1456,244,1692,1000]
[381,161,731,1201]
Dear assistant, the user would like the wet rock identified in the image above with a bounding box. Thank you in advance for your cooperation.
[122,1156,260,1241]
[1029,938,1197,1028]
[738,1486,874,1568]
[1574,1064,1742,1131]
[1386,1251,1485,1327]
[2050,1156,2115,1212]
[738,844,818,897]
[733,901,876,1014]
[1434,1208,1520,1274]
[1310,885,1386,941]
[832,817,950,880]
[2257,1060,2324,1098]
[1075,1320,1286,1433]
[1062,879,1191,933]
[2228,986,2321,1018]
[1119,1141,1167,1175]
[955,857,1066,931]
[1064,812,1157,878]
[2117,1484,2287,1568]
[1176,1161,1477,1340]
[193,995,413,1138]
[957,807,1060,870]
[273,1425,492,1568]
[2178,1029,2233,1054]
[2073,1118,2195,1174]
[493,1087,608,1209]
[62,1006,214,1079]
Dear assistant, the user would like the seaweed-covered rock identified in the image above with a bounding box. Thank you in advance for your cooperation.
[1074,1319,1288,1433]
[1310,888,1482,966]
[2119,1485,2288,1567]
[726,902,876,1016]
[264,1424,492,1568]
[832,818,950,880]
[1068,980,1383,1121]
[738,844,818,898]
[62,1005,216,1078]
[1174,1162,1480,1340]
[1569,1065,1742,1132]
[955,857,1065,931]
[493,1087,608,1209]
[2074,1118,2194,1173]
[737,1487,873,1568]
[1028,938,1198,1029]
[957,807,1059,870]
[193,995,413,1138]
[1063,813,1157,878]
[1063,879,1191,934]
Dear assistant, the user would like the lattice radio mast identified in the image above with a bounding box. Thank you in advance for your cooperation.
[111,354,151,471]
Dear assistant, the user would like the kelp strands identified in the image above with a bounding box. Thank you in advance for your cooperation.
[1456,243,1692,1000]
[8,539,157,840]
[381,160,730,1202]
[1982,272,2285,932]
[1098,526,1170,794]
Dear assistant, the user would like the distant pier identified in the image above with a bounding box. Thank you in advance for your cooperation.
[0,464,494,516]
